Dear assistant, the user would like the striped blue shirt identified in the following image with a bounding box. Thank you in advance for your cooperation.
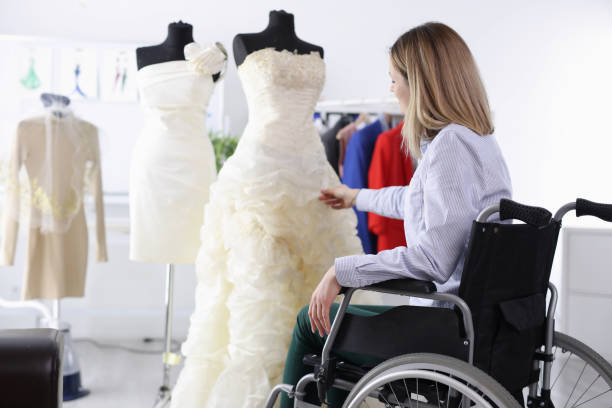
[334,123,512,306]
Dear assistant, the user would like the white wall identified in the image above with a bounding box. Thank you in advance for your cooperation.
[1,0,612,339]
[3,0,611,206]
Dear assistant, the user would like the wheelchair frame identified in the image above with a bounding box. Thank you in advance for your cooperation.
[264,199,610,408]
[265,285,476,407]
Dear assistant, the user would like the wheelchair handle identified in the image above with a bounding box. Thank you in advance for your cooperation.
[576,198,612,222]
[555,198,612,221]
[478,199,552,227]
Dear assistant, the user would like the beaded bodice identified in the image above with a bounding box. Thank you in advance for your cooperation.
[237,48,325,149]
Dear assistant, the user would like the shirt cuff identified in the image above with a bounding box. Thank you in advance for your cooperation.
[355,189,375,212]
[334,255,360,287]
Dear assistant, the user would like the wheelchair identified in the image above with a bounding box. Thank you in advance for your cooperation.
[265,198,612,408]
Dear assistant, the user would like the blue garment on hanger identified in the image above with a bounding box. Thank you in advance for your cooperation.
[342,119,384,254]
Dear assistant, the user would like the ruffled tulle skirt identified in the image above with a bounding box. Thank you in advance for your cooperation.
[171,134,365,407]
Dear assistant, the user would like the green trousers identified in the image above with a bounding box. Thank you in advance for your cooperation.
[280,303,392,408]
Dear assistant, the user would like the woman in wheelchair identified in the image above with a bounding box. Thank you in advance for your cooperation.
[280,22,513,407]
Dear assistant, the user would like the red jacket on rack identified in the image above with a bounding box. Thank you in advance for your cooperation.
[367,122,414,252]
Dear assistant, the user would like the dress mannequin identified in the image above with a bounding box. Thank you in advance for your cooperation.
[1,92,106,401]
[134,21,228,408]
[233,10,324,66]
[131,21,225,263]
[137,21,222,81]
[170,10,372,408]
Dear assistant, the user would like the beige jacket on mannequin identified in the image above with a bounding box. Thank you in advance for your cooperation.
[1,114,107,300]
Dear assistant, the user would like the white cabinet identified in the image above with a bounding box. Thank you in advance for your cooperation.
[561,227,612,360]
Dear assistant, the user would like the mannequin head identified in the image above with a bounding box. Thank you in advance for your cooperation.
[390,22,493,158]
[269,10,294,23]
[267,10,295,33]
[164,21,194,47]
[40,93,70,108]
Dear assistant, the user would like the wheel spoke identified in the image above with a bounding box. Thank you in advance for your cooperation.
[570,374,600,408]
[402,379,410,408]
[549,334,612,408]
[435,376,441,408]
[552,351,574,388]
[389,381,401,406]
[416,378,419,408]
[446,376,451,408]
[562,362,587,408]
[402,378,414,408]
[572,389,612,408]
[379,385,393,407]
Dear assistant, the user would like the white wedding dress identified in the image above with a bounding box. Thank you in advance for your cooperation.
[171,48,364,407]
[130,43,225,264]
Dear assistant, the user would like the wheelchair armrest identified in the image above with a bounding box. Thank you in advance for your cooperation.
[341,278,436,296]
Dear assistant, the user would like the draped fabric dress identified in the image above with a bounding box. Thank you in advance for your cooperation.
[130,43,225,263]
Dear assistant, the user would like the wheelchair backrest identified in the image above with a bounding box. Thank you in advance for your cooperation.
[458,218,561,393]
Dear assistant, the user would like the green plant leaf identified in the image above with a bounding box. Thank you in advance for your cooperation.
[208,130,239,172]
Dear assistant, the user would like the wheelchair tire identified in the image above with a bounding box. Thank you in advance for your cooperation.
[546,331,612,407]
[342,353,521,408]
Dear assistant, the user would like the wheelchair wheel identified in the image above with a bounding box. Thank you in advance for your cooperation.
[546,331,612,408]
[343,353,521,408]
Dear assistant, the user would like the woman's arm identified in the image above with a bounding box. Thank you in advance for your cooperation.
[319,185,407,219]
[355,186,406,220]
[336,130,477,287]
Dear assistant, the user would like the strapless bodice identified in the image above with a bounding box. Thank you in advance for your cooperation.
[136,42,227,136]
[238,48,325,149]
[137,60,214,110]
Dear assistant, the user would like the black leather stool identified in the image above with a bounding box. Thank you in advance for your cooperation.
[0,328,64,408]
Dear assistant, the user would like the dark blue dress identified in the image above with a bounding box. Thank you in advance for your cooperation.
[341,119,383,254]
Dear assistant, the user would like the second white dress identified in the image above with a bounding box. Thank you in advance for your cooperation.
[171,48,364,407]
[130,43,225,264]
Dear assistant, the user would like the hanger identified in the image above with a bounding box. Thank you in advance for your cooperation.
[354,112,371,129]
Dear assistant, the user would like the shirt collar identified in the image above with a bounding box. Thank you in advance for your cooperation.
[420,138,431,155]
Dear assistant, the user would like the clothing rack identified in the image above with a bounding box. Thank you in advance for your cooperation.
[315,97,403,118]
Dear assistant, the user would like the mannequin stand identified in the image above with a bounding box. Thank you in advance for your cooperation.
[152,263,180,408]
[44,299,89,401]
[52,299,60,323]
[58,318,90,401]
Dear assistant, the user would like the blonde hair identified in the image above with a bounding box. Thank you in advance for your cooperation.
[390,22,494,158]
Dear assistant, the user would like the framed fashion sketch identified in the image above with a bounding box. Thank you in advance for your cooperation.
[100,49,138,102]
[59,47,98,100]
[0,39,53,179]
[1,43,53,98]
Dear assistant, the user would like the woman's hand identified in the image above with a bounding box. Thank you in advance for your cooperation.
[308,266,342,337]
[318,185,360,209]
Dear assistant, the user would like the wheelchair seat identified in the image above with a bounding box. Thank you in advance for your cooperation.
[333,303,468,361]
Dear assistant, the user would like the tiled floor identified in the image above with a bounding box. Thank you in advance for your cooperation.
[63,338,183,408]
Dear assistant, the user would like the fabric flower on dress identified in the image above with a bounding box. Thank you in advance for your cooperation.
[184,42,228,79]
